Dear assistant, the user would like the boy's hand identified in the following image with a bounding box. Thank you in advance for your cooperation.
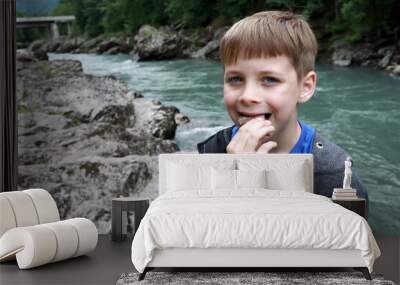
[226,117,277,153]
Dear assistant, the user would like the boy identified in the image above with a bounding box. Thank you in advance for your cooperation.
[197,11,368,203]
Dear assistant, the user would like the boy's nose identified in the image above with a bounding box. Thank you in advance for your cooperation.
[239,84,262,105]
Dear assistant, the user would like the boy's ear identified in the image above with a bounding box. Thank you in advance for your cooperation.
[298,71,317,104]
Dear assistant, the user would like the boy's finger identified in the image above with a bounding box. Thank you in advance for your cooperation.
[256,141,278,153]
[233,125,274,152]
[239,120,272,139]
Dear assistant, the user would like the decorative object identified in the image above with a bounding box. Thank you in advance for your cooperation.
[0,189,98,269]
[343,156,353,189]
[332,188,358,199]
[332,157,358,199]
[112,197,150,242]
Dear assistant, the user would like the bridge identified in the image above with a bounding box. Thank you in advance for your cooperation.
[16,16,75,39]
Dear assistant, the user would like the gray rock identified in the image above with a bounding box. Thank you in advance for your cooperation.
[104,43,132,55]
[180,28,213,57]
[27,39,49,60]
[56,38,84,53]
[332,49,353,66]
[132,99,179,140]
[74,37,103,53]
[377,46,395,57]
[331,41,380,67]
[28,37,84,54]
[96,39,120,54]
[379,53,393,68]
[46,39,63,52]
[16,58,182,233]
[333,58,352,67]
[175,113,190,125]
[33,49,49,61]
[133,25,183,60]
[28,39,47,52]
[190,26,229,60]
[192,40,220,59]
[132,90,144,98]
[93,37,132,54]
[16,50,37,62]
[104,46,122,55]
[392,65,400,76]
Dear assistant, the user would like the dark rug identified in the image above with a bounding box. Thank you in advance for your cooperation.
[116,271,396,285]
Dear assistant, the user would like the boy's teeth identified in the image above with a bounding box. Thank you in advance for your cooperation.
[238,113,271,125]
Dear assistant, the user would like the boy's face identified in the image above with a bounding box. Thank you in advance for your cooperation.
[223,55,315,144]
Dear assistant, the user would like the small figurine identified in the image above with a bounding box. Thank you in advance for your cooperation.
[343,156,353,189]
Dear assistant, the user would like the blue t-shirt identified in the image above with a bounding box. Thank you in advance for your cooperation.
[231,120,315,153]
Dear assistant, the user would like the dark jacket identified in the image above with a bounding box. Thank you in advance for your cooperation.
[197,125,368,207]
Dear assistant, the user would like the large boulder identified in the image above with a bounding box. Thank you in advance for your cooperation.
[331,40,380,67]
[28,37,84,54]
[96,37,132,54]
[16,57,184,233]
[133,25,183,60]
[28,39,49,60]
[389,64,400,76]
[74,37,104,53]
[330,39,400,71]
[16,50,37,62]
[180,28,214,58]
[190,26,230,60]
[28,39,47,52]
[56,37,84,53]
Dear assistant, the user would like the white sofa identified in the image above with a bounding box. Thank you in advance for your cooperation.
[0,189,98,269]
[131,153,380,281]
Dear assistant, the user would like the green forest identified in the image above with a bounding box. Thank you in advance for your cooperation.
[20,0,400,44]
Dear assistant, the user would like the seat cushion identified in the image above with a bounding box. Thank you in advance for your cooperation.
[0,218,98,269]
[0,189,60,238]
[0,196,17,237]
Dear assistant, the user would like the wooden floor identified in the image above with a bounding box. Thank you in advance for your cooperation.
[0,234,398,285]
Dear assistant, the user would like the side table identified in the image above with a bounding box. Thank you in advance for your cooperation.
[111,197,150,242]
[331,198,367,219]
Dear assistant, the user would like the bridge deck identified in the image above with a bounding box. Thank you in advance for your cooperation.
[17,16,75,25]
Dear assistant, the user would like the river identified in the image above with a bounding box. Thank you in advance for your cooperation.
[48,53,400,234]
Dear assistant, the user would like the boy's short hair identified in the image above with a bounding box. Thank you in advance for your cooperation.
[219,11,318,80]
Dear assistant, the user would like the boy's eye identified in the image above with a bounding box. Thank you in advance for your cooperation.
[226,76,243,84]
[262,76,279,84]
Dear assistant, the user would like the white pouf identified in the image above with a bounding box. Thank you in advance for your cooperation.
[0,189,98,269]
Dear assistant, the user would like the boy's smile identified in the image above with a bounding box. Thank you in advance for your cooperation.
[223,55,316,152]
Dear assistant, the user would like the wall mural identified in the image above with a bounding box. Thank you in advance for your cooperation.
[16,0,400,235]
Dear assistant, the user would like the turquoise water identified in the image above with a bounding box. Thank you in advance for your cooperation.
[49,53,400,234]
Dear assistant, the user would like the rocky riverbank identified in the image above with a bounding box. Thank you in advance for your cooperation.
[16,51,189,233]
[330,39,400,76]
[27,24,227,61]
[26,24,400,77]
